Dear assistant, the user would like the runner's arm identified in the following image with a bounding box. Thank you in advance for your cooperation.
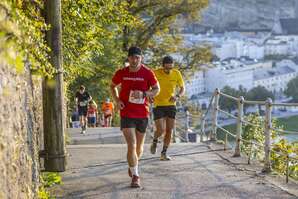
[87,93,92,102]
[110,82,124,109]
[144,83,160,98]
[176,85,185,98]
[110,82,119,101]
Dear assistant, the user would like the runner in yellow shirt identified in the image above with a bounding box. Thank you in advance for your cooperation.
[150,55,185,160]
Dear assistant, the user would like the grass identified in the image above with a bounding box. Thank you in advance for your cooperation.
[215,115,298,142]
[276,115,298,132]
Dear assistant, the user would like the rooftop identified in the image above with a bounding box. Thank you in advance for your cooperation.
[279,18,298,35]
[254,66,295,80]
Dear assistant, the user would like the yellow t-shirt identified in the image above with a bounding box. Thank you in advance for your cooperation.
[153,68,184,107]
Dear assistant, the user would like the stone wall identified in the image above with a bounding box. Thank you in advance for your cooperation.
[0,62,43,198]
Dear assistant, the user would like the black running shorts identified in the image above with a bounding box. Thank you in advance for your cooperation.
[153,106,176,120]
[78,106,88,116]
[120,117,148,133]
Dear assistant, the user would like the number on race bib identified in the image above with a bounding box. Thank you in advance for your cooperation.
[128,90,145,104]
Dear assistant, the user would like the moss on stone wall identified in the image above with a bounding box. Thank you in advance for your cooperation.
[0,62,43,198]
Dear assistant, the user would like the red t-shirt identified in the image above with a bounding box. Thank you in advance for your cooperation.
[112,64,158,118]
[87,107,97,118]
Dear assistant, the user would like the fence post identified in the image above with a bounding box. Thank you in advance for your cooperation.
[263,98,272,173]
[200,117,205,142]
[286,155,289,183]
[185,111,190,142]
[234,96,244,157]
[224,133,228,151]
[211,88,220,141]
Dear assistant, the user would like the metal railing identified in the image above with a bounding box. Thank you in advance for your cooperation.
[200,88,298,183]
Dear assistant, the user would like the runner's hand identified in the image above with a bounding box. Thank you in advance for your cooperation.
[116,99,125,110]
[148,97,154,103]
[169,96,177,103]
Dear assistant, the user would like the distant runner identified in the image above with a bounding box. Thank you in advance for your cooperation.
[75,85,92,134]
[101,98,114,127]
[87,100,98,128]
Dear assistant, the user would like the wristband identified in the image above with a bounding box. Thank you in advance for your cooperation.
[143,91,147,98]
[176,94,180,98]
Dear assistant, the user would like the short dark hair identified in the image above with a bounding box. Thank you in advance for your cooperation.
[128,46,142,57]
[79,85,85,90]
[162,55,174,65]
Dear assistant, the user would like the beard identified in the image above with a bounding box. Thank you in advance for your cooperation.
[130,62,141,68]
[164,68,172,73]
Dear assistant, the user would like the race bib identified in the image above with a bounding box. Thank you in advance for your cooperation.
[79,101,87,106]
[129,90,145,104]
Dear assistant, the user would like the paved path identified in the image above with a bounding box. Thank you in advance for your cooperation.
[52,128,297,199]
[67,127,152,145]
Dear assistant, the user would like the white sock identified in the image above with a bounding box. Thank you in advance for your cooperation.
[130,165,139,176]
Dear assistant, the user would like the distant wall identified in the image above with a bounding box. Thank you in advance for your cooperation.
[0,62,43,198]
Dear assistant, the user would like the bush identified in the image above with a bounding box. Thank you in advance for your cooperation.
[240,113,298,180]
[38,172,62,199]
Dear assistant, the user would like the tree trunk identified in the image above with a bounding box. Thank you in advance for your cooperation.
[43,0,66,172]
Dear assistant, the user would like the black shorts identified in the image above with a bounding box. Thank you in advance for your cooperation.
[78,106,87,116]
[153,106,176,120]
[120,117,148,133]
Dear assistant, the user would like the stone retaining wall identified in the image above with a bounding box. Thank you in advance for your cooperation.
[0,62,43,198]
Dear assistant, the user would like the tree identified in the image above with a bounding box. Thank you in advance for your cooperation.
[123,0,211,71]
[61,0,137,112]
[247,86,274,101]
[247,86,274,113]
[218,85,249,113]
[63,0,211,110]
[123,0,209,49]
[219,86,238,113]
[285,76,298,102]
[237,85,248,97]
[62,0,135,81]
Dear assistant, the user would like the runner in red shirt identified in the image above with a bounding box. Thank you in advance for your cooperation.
[87,100,98,128]
[110,46,160,188]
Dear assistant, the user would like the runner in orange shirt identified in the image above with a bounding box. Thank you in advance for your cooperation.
[101,98,114,127]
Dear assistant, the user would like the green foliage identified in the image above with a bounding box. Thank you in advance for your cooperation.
[61,0,137,106]
[241,114,268,160]
[0,0,54,77]
[38,172,62,199]
[247,86,274,113]
[277,115,298,132]
[42,172,62,188]
[271,140,298,180]
[285,76,298,102]
[247,86,274,101]
[62,0,136,81]
[63,0,211,111]
[240,114,298,180]
[125,0,211,73]
[125,0,209,49]
[38,187,52,199]
[219,86,239,113]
